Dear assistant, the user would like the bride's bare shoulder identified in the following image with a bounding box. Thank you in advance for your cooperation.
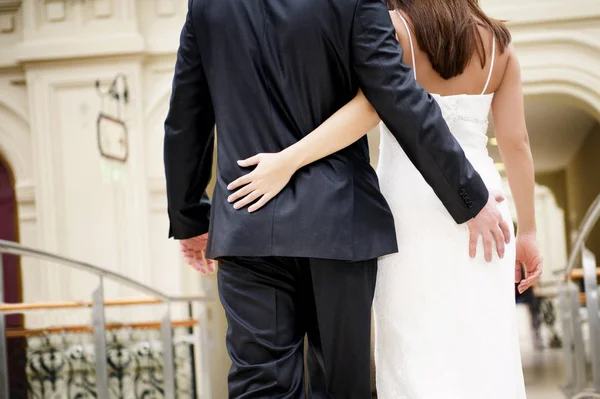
[492,39,517,87]
[501,44,520,81]
[388,10,403,41]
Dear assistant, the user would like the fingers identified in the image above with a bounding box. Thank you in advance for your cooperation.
[499,218,511,244]
[515,260,522,283]
[237,154,261,167]
[227,183,255,203]
[201,250,216,274]
[518,271,540,293]
[248,193,275,213]
[469,228,478,258]
[179,235,216,275]
[189,254,215,275]
[518,258,543,293]
[227,173,253,191]
[491,227,505,259]
[482,231,493,263]
[492,190,506,203]
[181,247,215,275]
[233,189,262,210]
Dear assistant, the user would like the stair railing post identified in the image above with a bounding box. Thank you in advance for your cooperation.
[161,302,176,398]
[92,277,109,399]
[583,250,600,392]
[570,280,588,393]
[559,281,576,395]
[197,301,212,399]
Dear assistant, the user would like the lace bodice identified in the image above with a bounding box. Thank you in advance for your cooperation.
[430,93,493,154]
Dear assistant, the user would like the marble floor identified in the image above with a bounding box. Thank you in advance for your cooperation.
[518,304,567,399]
[523,348,565,399]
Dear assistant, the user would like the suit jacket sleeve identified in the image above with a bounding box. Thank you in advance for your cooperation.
[164,0,215,239]
[350,0,488,223]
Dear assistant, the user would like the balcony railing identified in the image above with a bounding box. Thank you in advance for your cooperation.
[0,240,215,399]
[556,193,600,398]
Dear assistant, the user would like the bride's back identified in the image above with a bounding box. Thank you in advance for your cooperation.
[388,0,511,96]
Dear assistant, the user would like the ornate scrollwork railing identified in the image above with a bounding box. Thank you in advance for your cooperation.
[11,325,195,399]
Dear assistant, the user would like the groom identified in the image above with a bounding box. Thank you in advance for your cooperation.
[164,0,508,397]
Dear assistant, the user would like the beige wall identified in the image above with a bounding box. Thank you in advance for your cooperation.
[565,123,600,257]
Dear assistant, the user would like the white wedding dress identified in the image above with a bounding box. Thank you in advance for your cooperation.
[374,14,527,399]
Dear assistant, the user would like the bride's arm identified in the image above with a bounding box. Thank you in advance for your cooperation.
[491,45,542,292]
[226,89,380,212]
[284,90,380,170]
[492,46,535,235]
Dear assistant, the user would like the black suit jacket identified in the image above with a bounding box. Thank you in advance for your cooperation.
[164,0,489,261]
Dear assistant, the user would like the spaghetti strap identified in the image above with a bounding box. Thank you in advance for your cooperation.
[394,10,417,80]
[481,36,496,95]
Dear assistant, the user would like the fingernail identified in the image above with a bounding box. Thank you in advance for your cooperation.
[237,160,243,165]
[227,185,232,190]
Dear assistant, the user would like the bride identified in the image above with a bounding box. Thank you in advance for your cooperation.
[226,0,542,397]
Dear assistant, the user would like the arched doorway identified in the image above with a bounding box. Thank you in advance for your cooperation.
[0,154,26,398]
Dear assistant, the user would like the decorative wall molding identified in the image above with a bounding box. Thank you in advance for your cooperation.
[0,81,28,123]
[92,0,113,19]
[0,0,21,34]
[155,0,176,17]
[486,0,600,26]
[522,68,600,120]
[15,181,35,203]
[0,82,31,183]
[509,30,600,120]
[0,13,14,33]
[148,176,166,195]
[513,30,600,54]
[13,0,144,63]
[44,0,67,22]
[0,0,21,13]
[15,181,36,222]
[17,34,145,63]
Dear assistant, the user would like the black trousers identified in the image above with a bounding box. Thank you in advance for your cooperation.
[217,256,377,399]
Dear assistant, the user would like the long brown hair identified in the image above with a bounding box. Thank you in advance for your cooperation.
[387,0,511,80]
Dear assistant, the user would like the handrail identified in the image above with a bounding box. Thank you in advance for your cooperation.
[5,319,198,338]
[0,297,165,313]
[0,239,211,303]
[559,193,600,281]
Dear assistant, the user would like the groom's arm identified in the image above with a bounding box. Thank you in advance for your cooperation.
[350,0,488,223]
[164,0,215,239]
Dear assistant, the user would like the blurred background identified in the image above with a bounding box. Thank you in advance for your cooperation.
[0,0,599,398]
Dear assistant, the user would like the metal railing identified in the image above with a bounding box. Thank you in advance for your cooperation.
[0,239,214,399]
[556,193,600,398]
